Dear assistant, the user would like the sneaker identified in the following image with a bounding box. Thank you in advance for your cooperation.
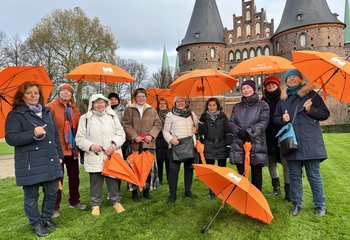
[91,206,100,216]
[52,210,60,218]
[289,204,301,216]
[33,224,49,237]
[69,202,87,210]
[270,188,282,196]
[315,206,326,217]
[43,220,60,228]
[113,203,125,213]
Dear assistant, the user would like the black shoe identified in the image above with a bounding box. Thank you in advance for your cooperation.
[132,190,140,202]
[270,187,281,196]
[143,191,152,199]
[43,220,60,228]
[289,204,301,216]
[315,206,326,217]
[208,192,215,199]
[33,224,49,237]
[167,196,176,204]
[185,192,195,199]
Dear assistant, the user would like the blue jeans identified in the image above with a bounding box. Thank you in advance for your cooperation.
[288,160,326,208]
[23,179,58,228]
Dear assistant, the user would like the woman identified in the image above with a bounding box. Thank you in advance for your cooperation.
[198,97,231,199]
[228,80,269,191]
[274,69,330,217]
[155,99,170,185]
[262,76,290,201]
[122,88,162,202]
[163,96,199,203]
[5,81,63,237]
[75,94,125,216]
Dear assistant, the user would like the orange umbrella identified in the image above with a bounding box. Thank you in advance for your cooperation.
[292,50,350,103]
[243,142,252,179]
[65,62,135,92]
[146,88,175,109]
[195,140,206,164]
[170,69,238,99]
[229,55,295,76]
[193,164,273,232]
[0,66,54,138]
[102,152,141,186]
[127,150,156,191]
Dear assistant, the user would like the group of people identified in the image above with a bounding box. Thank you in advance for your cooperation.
[5,68,329,237]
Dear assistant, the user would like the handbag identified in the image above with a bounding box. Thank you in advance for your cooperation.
[275,102,300,156]
[172,136,195,162]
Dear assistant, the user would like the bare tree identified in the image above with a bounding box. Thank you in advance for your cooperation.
[1,34,27,66]
[0,31,8,67]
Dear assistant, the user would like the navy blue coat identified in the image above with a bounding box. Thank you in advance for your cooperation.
[5,105,63,186]
[273,84,330,161]
[228,93,269,166]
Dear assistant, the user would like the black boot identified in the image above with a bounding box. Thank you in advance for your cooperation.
[208,189,215,199]
[284,183,291,202]
[270,178,281,196]
[142,189,152,199]
[132,189,139,202]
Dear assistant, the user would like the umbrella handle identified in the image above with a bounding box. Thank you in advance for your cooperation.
[201,204,225,233]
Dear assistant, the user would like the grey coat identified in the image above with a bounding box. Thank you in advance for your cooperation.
[273,84,330,161]
[5,105,63,186]
[228,93,269,166]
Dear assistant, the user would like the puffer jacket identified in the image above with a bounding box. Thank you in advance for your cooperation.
[228,93,269,166]
[198,111,231,160]
[5,105,63,186]
[75,94,126,172]
[273,83,330,161]
[122,103,162,151]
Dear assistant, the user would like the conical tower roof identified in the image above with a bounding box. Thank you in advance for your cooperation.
[274,0,344,36]
[178,0,225,48]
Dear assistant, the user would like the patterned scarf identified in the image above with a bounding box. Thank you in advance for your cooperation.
[206,110,220,121]
[171,105,191,118]
[27,103,43,113]
[158,109,170,124]
[64,103,77,156]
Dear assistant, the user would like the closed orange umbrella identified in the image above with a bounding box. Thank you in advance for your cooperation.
[146,88,175,109]
[292,50,350,103]
[0,66,54,138]
[229,55,295,76]
[195,140,206,164]
[170,69,238,98]
[65,62,135,92]
[243,142,252,179]
[193,164,273,232]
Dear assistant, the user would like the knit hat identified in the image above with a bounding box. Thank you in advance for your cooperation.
[174,96,189,104]
[58,83,74,94]
[241,80,256,92]
[108,92,120,102]
[284,69,303,82]
[263,75,281,87]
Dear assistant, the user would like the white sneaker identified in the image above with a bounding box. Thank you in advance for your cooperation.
[52,210,60,218]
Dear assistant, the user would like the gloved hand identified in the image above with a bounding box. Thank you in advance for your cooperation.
[237,129,248,139]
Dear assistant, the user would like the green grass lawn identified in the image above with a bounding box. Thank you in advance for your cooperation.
[0,133,349,239]
[0,141,14,156]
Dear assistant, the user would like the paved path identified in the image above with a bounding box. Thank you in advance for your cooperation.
[0,155,15,179]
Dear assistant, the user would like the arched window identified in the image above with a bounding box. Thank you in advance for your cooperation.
[249,48,255,58]
[228,33,233,43]
[256,47,262,56]
[228,51,234,62]
[237,26,242,39]
[187,49,191,61]
[299,33,307,47]
[246,11,251,21]
[276,41,280,53]
[246,25,251,37]
[243,49,248,60]
[264,46,270,56]
[235,50,241,61]
[255,23,261,36]
[210,48,216,58]
[265,27,270,37]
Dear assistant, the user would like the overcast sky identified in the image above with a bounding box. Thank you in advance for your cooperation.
[0,0,345,78]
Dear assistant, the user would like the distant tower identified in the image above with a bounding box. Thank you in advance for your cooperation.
[176,0,225,73]
[272,0,345,59]
[161,45,172,88]
[344,0,350,56]
[173,52,180,80]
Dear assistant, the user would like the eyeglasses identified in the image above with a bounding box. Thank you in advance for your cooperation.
[136,95,146,99]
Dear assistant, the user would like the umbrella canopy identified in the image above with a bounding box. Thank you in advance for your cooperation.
[102,152,141,186]
[292,50,350,103]
[0,66,54,138]
[65,62,135,92]
[170,69,238,97]
[193,164,273,224]
[127,150,156,191]
[229,55,295,76]
[146,88,175,109]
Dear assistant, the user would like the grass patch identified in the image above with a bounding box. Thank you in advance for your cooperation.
[0,133,349,239]
[0,141,14,156]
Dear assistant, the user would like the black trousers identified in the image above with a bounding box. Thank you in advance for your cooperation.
[168,156,193,197]
[206,158,227,167]
[236,164,263,191]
